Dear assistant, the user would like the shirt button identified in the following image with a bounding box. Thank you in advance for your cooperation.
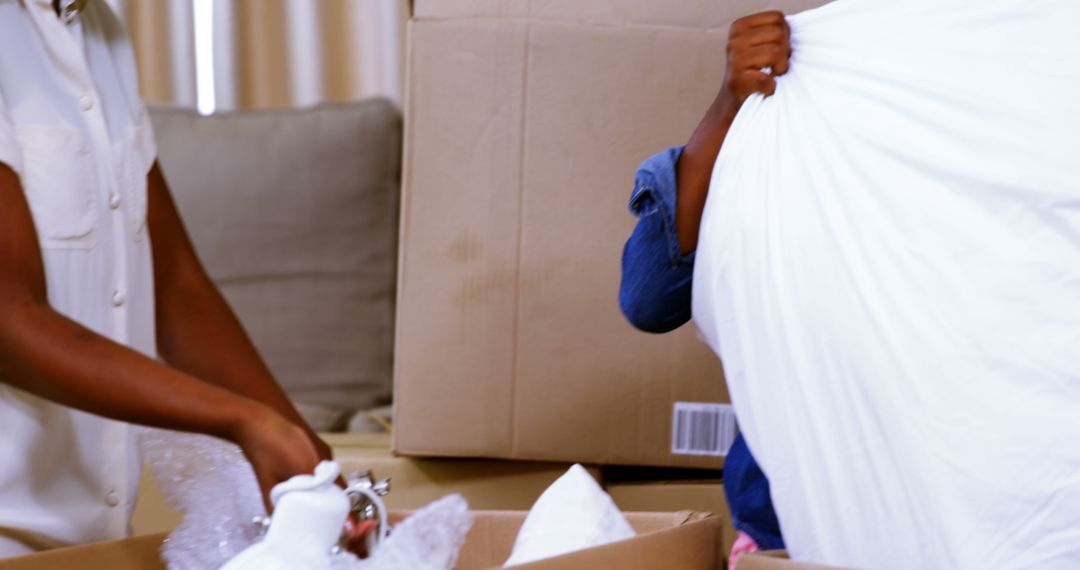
[108,192,122,210]
[111,290,126,307]
[105,490,121,508]
[79,96,94,111]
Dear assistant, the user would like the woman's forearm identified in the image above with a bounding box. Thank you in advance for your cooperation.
[154,268,312,433]
[0,299,266,441]
[144,163,319,449]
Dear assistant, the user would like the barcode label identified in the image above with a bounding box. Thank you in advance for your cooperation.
[672,402,738,456]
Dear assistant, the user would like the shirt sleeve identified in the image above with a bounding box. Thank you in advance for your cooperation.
[0,90,22,176]
[618,146,697,333]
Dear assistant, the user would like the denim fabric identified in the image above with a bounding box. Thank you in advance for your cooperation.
[619,147,696,333]
[619,146,785,550]
[724,434,785,550]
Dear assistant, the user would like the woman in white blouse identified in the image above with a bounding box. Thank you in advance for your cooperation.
[0,0,328,556]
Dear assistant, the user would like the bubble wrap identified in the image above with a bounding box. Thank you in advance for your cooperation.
[347,494,473,570]
[139,428,266,570]
[142,429,474,570]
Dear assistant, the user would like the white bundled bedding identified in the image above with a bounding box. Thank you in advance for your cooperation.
[692,0,1080,568]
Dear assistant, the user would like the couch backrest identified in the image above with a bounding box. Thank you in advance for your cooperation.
[150,99,402,417]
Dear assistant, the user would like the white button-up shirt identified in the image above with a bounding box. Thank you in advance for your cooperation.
[0,0,157,554]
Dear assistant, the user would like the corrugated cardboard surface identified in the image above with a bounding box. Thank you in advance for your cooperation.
[395,0,830,468]
[606,479,736,562]
[506,512,725,570]
[607,480,727,514]
[1,512,724,570]
[737,550,846,570]
[413,0,794,26]
[0,534,167,570]
[132,433,592,535]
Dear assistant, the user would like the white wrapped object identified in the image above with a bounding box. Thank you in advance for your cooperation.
[692,1,1080,568]
[225,483,472,570]
[503,464,634,567]
[222,461,349,570]
[140,429,266,570]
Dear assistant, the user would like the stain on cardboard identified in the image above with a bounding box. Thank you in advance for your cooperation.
[448,232,483,264]
[454,268,517,308]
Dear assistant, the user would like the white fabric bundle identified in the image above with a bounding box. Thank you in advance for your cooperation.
[692,1,1080,568]
[504,464,634,567]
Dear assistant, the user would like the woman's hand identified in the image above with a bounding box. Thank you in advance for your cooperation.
[233,404,322,513]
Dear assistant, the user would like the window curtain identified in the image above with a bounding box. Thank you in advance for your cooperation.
[110,0,405,112]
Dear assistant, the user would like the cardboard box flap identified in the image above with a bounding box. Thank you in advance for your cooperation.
[737,550,847,570]
[411,510,523,569]
[447,511,722,569]
[508,513,724,570]
[413,0,796,29]
[0,534,168,570]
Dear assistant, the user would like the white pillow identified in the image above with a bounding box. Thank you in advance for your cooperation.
[503,464,635,567]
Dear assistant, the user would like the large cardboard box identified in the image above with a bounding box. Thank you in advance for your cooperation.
[1,511,726,570]
[393,0,830,468]
[132,433,593,535]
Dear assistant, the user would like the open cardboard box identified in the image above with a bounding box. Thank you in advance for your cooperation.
[0,511,725,570]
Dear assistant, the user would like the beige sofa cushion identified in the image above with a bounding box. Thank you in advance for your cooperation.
[149,100,401,415]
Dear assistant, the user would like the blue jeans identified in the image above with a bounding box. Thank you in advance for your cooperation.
[618,146,784,550]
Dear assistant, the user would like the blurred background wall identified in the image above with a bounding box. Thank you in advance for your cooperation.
[109,0,407,113]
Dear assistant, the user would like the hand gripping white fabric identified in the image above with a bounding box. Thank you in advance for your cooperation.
[692,1,1080,568]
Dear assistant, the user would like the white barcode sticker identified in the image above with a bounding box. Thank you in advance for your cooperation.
[672,402,738,456]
